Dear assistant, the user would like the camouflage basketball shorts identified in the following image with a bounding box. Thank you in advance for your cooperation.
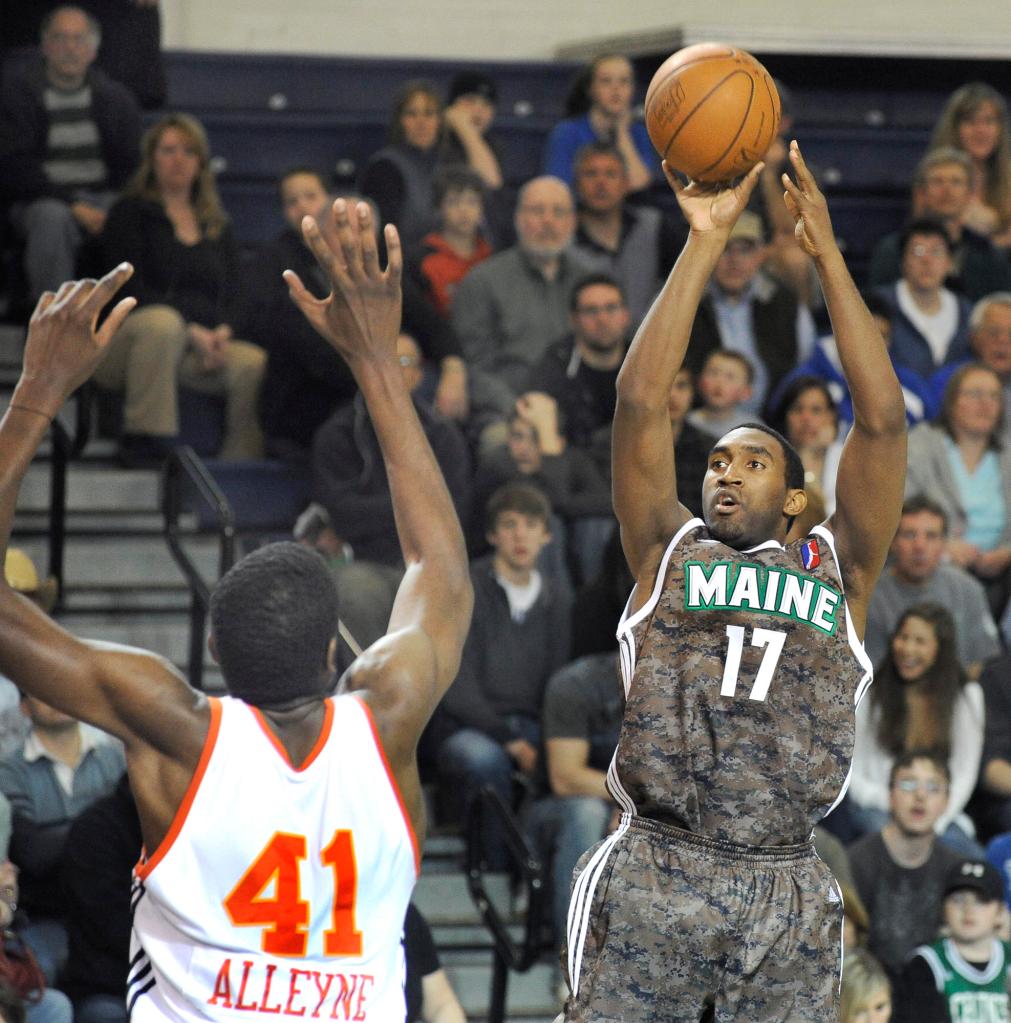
[561,814,843,1022]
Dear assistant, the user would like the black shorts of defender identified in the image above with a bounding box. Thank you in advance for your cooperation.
[562,815,843,1022]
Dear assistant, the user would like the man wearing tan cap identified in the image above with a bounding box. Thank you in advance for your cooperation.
[685,208,817,416]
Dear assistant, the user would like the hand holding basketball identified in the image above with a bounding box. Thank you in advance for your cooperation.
[664,159,765,237]
[781,141,836,259]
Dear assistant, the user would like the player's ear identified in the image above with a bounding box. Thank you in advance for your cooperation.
[784,488,807,518]
[207,632,219,664]
[326,637,337,673]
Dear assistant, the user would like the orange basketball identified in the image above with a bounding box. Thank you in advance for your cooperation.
[645,43,780,183]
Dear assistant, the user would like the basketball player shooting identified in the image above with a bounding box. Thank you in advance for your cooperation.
[0,201,473,1021]
[561,142,907,1021]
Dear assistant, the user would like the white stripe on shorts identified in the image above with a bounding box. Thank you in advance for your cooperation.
[566,815,630,997]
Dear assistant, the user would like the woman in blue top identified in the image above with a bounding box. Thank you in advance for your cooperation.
[543,54,656,192]
[905,362,1011,613]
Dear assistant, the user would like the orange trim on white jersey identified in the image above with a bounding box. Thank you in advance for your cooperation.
[358,697,420,875]
[250,699,335,772]
[135,697,223,881]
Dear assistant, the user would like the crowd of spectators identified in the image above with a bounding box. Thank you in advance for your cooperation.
[6,8,1011,1018]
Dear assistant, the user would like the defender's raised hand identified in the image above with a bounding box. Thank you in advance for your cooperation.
[16,263,136,417]
[781,140,837,259]
[283,199,402,367]
[663,159,765,237]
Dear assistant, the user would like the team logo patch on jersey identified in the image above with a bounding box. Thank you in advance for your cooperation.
[800,539,821,571]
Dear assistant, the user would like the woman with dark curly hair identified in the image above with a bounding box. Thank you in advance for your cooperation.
[94,112,265,464]
[849,603,984,855]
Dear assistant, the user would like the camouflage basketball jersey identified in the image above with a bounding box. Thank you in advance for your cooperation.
[611,517,873,846]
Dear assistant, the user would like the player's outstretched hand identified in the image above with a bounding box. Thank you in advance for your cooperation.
[17,264,136,416]
[663,159,765,237]
[284,198,402,367]
[781,140,837,259]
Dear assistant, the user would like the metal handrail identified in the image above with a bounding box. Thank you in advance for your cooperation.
[466,786,546,1023]
[162,446,236,688]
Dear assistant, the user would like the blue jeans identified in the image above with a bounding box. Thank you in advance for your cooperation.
[438,715,541,870]
[26,989,73,1023]
[19,919,68,987]
[526,795,611,944]
[74,993,128,1023]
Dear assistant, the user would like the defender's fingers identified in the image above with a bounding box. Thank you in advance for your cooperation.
[781,170,805,205]
[356,203,382,277]
[282,268,328,309]
[788,140,817,192]
[95,296,137,344]
[330,198,366,279]
[30,291,58,320]
[383,223,403,283]
[81,262,133,318]
[301,215,352,290]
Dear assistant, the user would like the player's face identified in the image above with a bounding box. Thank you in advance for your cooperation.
[506,418,541,473]
[281,173,330,233]
[400,92,441,150]
[958,102,1002,163]
[152,127,202,196]
[972,304,1011,377]
[943,890,1003,945]
[440,188,483,238]
[488,511,550,573]
[950,368,1003,438]
[848,984,892,1023]
[714,240,765,296]
[785,386,836,450]
[699,356,751,412]
[575,154,628,212]
[890,511,946,582]
[889,759,948,836]
[515,180,575,259]
[571,284,629,352]
[667,369,694,425]
[920,164,971,220]
[589,58,634,117]
[703,428,800,549]
[891,615,939,682]
[901,233,952,292]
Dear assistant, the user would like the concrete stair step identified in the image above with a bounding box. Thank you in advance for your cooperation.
[414,872,513,926]
[443,959,562,1021]
[17,463,161,513]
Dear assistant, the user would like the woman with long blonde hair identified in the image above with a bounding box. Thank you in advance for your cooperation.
[929,82,1011,248]
[94,113,265,464]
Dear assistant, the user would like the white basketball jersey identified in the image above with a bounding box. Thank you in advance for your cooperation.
[128,694,418,1022]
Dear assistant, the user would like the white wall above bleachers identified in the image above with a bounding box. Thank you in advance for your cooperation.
[160,0,1011,60]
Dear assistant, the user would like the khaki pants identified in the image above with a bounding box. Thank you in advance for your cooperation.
[92,304,266,460]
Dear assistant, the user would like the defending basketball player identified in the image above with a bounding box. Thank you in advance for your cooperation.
[0,201,472,1020]
[561,142,907,1021]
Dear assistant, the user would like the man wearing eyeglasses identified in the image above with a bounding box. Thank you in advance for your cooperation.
[849,751,963,984]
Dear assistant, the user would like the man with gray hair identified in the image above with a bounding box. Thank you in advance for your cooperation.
[0,5,141,301]
[869,149,1011,300]
[452,175,596,417]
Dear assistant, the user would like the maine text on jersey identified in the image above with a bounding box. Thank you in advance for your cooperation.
[683,560,842,635]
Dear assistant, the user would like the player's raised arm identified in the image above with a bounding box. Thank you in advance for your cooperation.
[285,201,473,769]
[613,160,764,587]
[0,269,208,757]
[782,141,907,634]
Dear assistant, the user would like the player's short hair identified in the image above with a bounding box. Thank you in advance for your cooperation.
[570,273,626,311]
[970,291,1011,331]
[434,165,486,206]
[277,165,331,200]
[914,146,972,187]
[899,216,954,257]
[485,482,551,533]
[701,348,755,385]
[573,140,628,176]
[731,422,806,493]
[209,542,339,707]
[889,749,951,789]
[900,493,949,534]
